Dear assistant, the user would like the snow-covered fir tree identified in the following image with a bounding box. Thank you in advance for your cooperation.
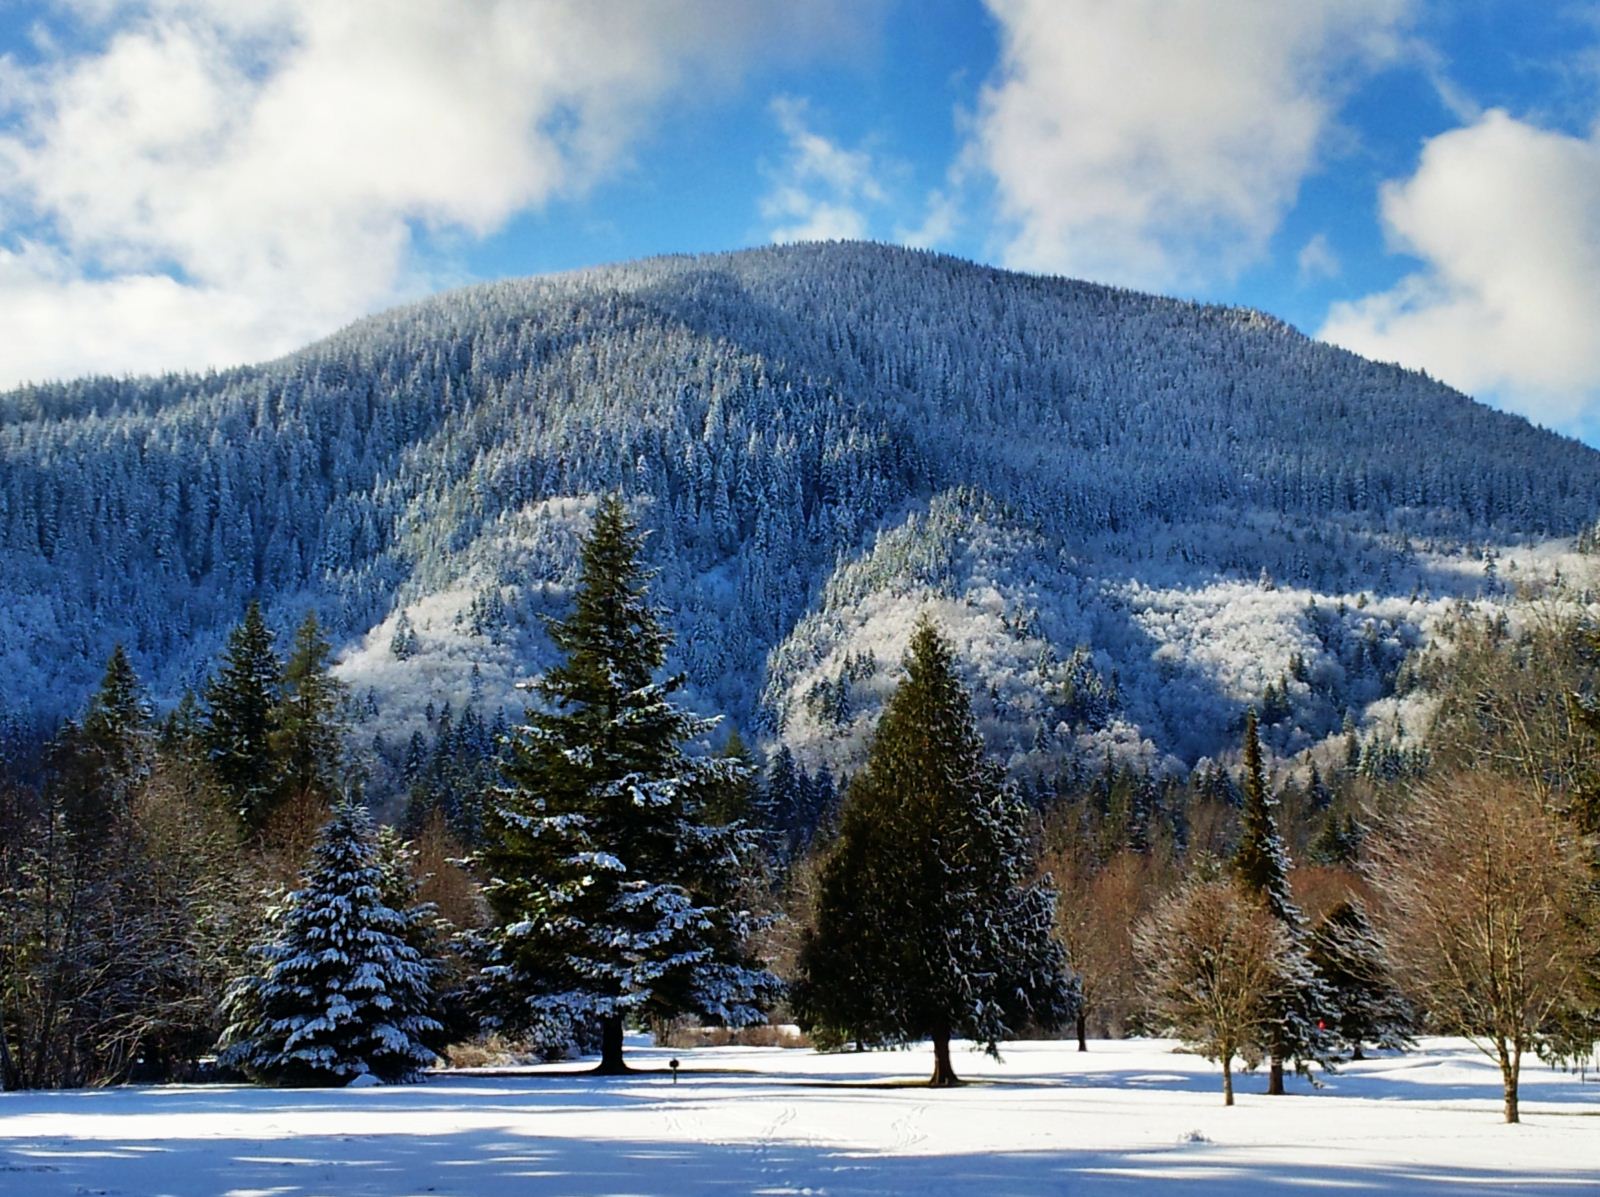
[1307,899,1415,1060]
[791,615,1077,1086]
[1231,709,1338,1092]
[475,495,780,1072]
[218,800,442,1086]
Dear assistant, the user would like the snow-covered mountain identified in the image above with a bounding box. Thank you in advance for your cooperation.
[3,241,1596,775]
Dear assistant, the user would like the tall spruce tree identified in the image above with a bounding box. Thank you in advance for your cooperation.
[1231,709,1336,1092]
[791,616,1076,1086]
[476,495,779,1073]
[273,611,347,803]
[202,601,284,828]
[1307,899,1415,1060]
[218,800,441,1086]
[69,645,152,834]
[80,645,150,785]
[765,745,805,855]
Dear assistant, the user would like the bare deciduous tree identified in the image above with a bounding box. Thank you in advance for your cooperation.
[1136,877,1289,1105]
[1053,849,1172,1046]
[1369,772,1596,1123]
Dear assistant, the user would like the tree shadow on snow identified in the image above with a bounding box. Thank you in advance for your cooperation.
[0,1119,1593,1197]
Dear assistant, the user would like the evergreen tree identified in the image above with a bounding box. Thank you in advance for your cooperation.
[157,689,203,760]
[1232,709,1336,1092]
[69,645,152,835]
[791,616,1076,1086]
[703,728,759,827]
[1306,899,1415,1060]
[374,826,454,1054]
[218,800,441,1086]
[1308,810,1362,866]
[765,745,804,853]
[80,645,150,785]
[476,495,779,1073]
[202,601,285,828]
[272,611,347,803]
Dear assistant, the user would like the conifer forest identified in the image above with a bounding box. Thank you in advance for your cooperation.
[4,245,1600,1194]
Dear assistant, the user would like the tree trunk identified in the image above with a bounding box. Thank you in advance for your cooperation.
[1351,1043,1365,1062]
[1499,1040,1520,1124]
[1076,1010,1087,1053]
[1267,1053,1284,1096]
[593,1016,629,1075]
[1222,1058,1234,1107]
[0,999,16,1092]
[929,1026,961,1087]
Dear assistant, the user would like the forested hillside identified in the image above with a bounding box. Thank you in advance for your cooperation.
[3,242,1597,778]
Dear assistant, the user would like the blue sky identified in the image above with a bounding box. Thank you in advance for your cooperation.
[2,1,1599,438]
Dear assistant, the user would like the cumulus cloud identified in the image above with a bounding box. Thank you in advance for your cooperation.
[761,95,887,243]
[1297,233,1341,283]
[970,0,1411,290]
[1319,110,1600,429]
[0,0,876,387]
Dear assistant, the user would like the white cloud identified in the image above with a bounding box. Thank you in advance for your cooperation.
[896,183,961,250]
[0,0,877,387]
[970,0,1411,290]
[1319,110,1600,430]
[1297,233,1341,282]
[761,95,886,244]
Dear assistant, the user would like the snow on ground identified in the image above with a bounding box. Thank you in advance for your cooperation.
[2,1038,1596,1196]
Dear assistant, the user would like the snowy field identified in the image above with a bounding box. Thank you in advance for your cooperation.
[2,1037,1596,1196]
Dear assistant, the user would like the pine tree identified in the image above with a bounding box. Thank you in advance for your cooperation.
[1307,899,1415,1060]
[218,801,441,1086]
[476,495,779,1073]
[1232,710,1336,1092]
[202,601,285,828]
[791,616,1076,1086]
[273,611,347,803]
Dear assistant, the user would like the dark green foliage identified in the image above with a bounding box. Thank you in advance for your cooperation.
[273,611,347,803]
[765,745,804,852]
[791,617,1076,1085]
[400,703,502,844]
[1231,709,1337,1087]
[1233,711,1296,924]
[219,801,441,1086]
[202,601,284,828]
[1309,810,1363,866]
[703,728,759,827]
[80,645,150,785]
[476,496,779,1069]
[1307,900,1415,1060]
[61,645,153,838]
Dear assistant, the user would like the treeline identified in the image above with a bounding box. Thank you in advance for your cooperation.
[1028,603,1600,1119]
[0,606,479,1089]
[3,501,1598,1121]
